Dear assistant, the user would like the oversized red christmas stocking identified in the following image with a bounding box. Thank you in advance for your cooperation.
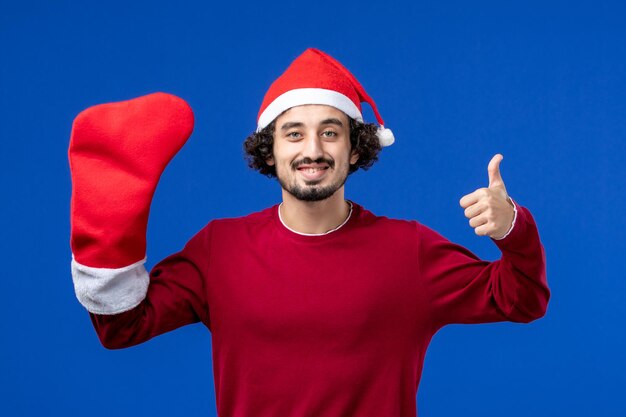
[69,92,194,314]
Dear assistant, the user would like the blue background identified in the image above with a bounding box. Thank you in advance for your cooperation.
[1,1,624,416]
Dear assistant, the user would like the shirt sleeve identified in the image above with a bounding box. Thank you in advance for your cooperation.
[89,224,212,349]
[417,200,550,332]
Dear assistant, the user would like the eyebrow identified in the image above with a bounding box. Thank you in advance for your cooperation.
[280,121,304,131]
[320,118,344,127]
[280,118,344,131]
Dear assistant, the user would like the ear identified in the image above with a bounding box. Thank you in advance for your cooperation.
[350,150,359,165]
[266,155,275,166]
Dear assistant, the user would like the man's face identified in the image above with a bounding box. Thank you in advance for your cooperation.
[267,105,358,202]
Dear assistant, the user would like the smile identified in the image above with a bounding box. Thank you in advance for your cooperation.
[296,165,330,181]
[297,167,328,173]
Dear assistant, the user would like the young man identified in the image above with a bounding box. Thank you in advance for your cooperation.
[69,48,549,417]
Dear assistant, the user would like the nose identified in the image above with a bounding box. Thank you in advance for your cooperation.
[302,131,324,161]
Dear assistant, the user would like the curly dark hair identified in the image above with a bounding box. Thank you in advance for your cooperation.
[243,116,382,177]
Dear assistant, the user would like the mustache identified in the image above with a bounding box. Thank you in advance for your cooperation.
[291,157,335,170]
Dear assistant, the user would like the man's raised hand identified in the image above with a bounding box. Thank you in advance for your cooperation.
[459,154,515,239]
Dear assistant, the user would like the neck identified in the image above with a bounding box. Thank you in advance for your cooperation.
[280,187,351,235]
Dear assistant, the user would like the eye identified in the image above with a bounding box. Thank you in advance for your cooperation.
[286,131,302,139]
[321,131,337,138]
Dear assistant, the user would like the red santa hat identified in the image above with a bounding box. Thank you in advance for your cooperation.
[257,48,395,147]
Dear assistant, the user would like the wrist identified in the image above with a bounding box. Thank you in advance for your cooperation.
[492,196,517,240]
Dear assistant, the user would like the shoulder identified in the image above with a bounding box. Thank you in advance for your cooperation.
[200,205,278,237]
[352,202,451,244]
[180,206,277,250]
[351,202,421,236]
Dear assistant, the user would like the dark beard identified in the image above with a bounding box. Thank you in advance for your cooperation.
[279,177,347,201]
[277,157,347,202]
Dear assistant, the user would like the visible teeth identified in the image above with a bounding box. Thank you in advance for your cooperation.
[301,168,324,173]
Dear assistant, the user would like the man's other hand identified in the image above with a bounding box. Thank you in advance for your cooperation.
[459,154,515,239]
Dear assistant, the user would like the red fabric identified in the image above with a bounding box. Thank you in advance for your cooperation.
[90,202,549,417]
[258,48,387,127]
[258,49,361,120]
[69,92,194,268]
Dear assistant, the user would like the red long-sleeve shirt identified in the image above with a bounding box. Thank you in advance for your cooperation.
[90,201,549,417]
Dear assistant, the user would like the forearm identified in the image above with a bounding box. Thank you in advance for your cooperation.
[419,200,550,328]
[491,201,550,322]
[83,242,209,349]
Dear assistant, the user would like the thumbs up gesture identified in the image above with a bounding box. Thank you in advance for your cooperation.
[459,154,515,239]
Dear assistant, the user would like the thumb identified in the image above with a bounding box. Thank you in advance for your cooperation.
[488,153,505,188]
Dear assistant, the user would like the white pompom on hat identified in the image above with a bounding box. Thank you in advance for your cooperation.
[257,48,395,147]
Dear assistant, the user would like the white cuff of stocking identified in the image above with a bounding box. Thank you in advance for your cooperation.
[71,255,149,315]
